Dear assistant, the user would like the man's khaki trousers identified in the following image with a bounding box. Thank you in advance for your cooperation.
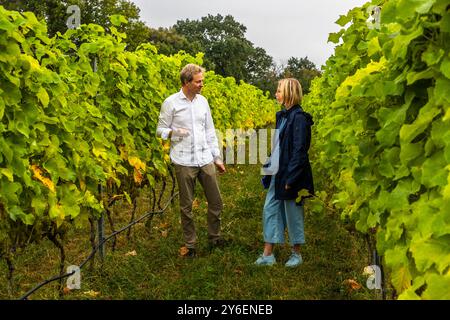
[174,162,223,249]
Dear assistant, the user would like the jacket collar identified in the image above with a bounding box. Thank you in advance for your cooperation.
[280,104,301,118]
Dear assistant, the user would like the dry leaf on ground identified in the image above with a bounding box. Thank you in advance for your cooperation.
[158,222,169,229]
[83,290,100,297]
[125,250,137,257]
[179,246,189,256]
[343,279,362,291]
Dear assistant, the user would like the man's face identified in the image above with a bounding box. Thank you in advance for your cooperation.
[186,72,204,94]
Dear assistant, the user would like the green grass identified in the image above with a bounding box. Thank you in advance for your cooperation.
[0,164,377,300]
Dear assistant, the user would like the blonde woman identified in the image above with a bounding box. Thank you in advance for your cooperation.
[256,78,314,267]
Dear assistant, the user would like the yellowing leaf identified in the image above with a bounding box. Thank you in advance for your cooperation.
[30,164,55,192]
[128,156,146,171]
[92,146,107,160]
[336,58,387,98]
[0,168,14,181]
[79,178,86,191]
[20,55,40,71]
[162,141,170,152]
[133,169,143,184]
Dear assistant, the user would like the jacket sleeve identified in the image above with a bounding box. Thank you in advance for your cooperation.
[286,114,309,187]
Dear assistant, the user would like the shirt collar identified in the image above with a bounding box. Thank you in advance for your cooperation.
[179,88,197,101]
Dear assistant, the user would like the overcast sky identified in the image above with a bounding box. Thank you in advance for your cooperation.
[131,0,368,68]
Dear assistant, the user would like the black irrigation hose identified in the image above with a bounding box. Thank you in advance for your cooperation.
[19,272,75,301]
[19,191,179,300]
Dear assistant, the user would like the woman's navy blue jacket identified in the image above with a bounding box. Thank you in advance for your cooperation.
[262,104,314,202]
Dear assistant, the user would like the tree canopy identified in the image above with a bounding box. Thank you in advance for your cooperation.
[282,57,322,94]
[174,14,274,86]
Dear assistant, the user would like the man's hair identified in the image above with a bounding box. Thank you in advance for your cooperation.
[278,78,303,107]
[180,63,205,85]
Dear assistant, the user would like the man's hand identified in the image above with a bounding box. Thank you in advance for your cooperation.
[214,161,226,174]
[171,128,190,138]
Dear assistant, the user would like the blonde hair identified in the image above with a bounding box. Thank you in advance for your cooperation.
[277,78,303,107]
[180,63,206,85]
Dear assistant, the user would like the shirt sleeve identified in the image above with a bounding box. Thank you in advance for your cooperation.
[156,99,173,140]
[205,103,222,162]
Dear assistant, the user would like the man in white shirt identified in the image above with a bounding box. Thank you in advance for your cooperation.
[156,64,226,257]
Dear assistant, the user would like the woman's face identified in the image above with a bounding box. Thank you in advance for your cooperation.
[275,86,284,104]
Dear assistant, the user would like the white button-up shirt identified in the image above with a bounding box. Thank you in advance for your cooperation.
[156,89,221,167]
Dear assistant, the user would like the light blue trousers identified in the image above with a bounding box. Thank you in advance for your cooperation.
[263,176,305,245]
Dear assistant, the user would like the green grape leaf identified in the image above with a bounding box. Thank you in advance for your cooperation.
[84,102,102,118]
[368,37,381,56]
[443,172,450,200]
[0,136,13,163]
[335,14,352,27]
[440,12,450,33]
[110,15,128,27]
[31,197,47,217]
[441,57,450,79]
[421,151,447,187]
[406,68,435,85]
[410,236,450,273]
[400,101,440,144]
[0,167,14,182]
[434,76,450,105]
[37,87,49,107]
[422,45,444,66]
[124,191,132,204]
[422,273,450,299]
[391,267,413,293]
[400,142,423,165]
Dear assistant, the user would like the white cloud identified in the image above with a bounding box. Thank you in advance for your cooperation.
[132,0,368,67]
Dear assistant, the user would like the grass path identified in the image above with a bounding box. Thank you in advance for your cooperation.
[1,164,375,299]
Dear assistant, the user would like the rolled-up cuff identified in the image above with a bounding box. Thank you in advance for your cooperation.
[213,156,223,165]
[160,128,171,140]
[212,153,222,164]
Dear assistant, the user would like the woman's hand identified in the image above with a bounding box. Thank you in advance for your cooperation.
[285,184,291,190]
